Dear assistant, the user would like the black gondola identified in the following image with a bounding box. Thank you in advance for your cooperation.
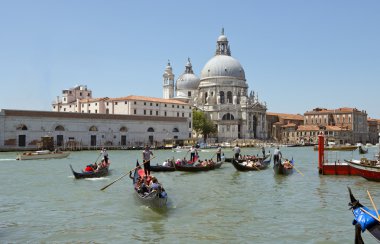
[174,160,223,172]
[150,164,176,172]
[232,154,272,171]
[359,146,368,154]
[348,187,380,244]
[70,164,109,179]
[131,162,167,209]
[273,159,293,175]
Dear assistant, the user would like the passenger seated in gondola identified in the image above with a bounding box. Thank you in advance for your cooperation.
[84,164,94,172]
[282,159,293,169]
[138,176,150,195]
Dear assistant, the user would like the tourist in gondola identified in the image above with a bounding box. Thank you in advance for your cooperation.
[233,144,241,160]
[142,145,154,176]
[216,144,222,162]
[273,147,282,164]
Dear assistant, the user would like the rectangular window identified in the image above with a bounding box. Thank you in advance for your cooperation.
[156,103,158,106]
[156,111,158,116]
[189,113,191,118]
[95,110,98,113]
[150,110,152,115]
[189,122,191,128]
[165,104,167,107]
[165,111,167,116]
[134,101,137,105]
[125,101,127,104]
[115,102,118,105]
[150,103,152,106]
[144,102,146,105]
[172,105,174,108]
[177,112,179,117]
[134,109,137,114]
[182,113,184,117]
[144,110,146,115]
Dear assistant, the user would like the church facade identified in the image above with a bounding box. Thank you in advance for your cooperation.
[163,29,268,142]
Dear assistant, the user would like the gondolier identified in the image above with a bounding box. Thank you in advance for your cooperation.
[216,145,222,162]
[142,145,153,176]
[273,147,282,164]
[101,148,109,164]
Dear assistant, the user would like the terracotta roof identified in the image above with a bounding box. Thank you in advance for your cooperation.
[305,107,364,115]
[325,125,345,131]
[282,123,297,128]
[111,95,189,105]
[266,112,304,120]
[296,125,320,131]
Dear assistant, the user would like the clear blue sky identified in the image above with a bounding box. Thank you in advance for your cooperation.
[1,0,379,118]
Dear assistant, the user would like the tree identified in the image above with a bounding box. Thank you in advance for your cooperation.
[192,109,217,142]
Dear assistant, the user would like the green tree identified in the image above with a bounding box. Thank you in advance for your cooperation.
[192,109,217,142]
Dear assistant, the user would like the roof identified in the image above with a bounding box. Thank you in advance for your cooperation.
[282,123,297,128]
[304,107,365,115]
[267,112,304,121]
[296,125,320,131]
[111,95,189,105]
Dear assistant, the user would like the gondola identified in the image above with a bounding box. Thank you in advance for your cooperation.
[150,160,176,172]
[150,164,176,172]
[70,164,110,179]
[359,146,369,154]
[131,162,167,209]
[273,159,293,175]
[174,160,223,172]
[232,154,272,171]
[348,187,380,243]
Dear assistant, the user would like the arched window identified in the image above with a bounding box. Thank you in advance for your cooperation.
[120,126,128,132]
[220,91,225,104]
[222,113,234,120]
[55,125,65,131]
[89,126,98,131]
[237,92,240,104]
[227,91,232,104]
[106,108,109,114]
[147,127,154,132]
[16,124,28,130]
[172,128,179,133]
[204,92,208,103]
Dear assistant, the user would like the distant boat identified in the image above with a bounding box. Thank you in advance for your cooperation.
[16,150,70,160]
[70,163,110,179]
[314,145,357,151]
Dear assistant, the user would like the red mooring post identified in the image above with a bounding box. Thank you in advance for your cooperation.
[318,133,325,174]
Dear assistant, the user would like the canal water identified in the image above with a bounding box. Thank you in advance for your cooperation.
[1,146,380,243]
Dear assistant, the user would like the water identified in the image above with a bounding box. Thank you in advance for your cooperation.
[1,146,380,243]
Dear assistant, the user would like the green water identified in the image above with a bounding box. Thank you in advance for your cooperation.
[1,146,379,243]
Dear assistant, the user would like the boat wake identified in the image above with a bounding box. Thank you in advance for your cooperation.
[0,158,17,161]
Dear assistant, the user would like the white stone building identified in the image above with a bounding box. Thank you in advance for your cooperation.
[0,109,189,150]
[165,29,268,142]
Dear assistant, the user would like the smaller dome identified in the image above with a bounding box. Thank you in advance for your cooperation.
[176,73,200,90]
[218,35,228,42]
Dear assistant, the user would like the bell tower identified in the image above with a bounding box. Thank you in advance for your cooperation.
[163,60,174,99]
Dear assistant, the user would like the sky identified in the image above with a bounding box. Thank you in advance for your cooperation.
[0,0,379,118]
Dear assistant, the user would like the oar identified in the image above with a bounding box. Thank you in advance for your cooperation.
[100,156,156,191]
[367,190,380,219]
[360,207,380,223]
[94,153,102,164]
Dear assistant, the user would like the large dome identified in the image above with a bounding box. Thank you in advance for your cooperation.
[200,55,245,80]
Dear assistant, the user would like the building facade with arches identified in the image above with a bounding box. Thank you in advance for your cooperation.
[0,109,188,150]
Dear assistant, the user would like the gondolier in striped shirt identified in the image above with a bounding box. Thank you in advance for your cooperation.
[142,145,153,176]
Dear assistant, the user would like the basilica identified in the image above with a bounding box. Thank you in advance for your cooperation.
[163,29,268,141]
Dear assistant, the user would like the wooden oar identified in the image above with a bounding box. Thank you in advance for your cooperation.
[94,153,102,164]
[100,156,156,191]
[367,190,380,219]
[360,207,380,223]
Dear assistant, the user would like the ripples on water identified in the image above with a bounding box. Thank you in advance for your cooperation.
[1,148,380,243]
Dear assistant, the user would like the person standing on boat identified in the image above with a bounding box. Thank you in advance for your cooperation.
[216,144,222,162]
[189,145,198,162]
[101,148,109,164]
[142,145,153,176]
[233,144,241,160]
[273,147,282,164]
